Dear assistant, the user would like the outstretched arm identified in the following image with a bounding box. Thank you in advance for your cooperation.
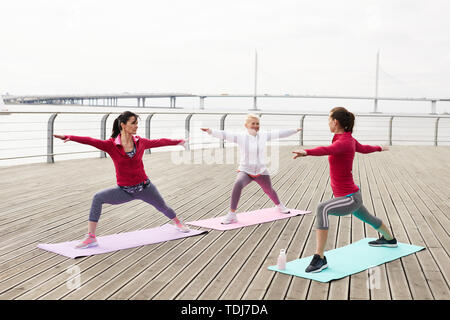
[140,137,185,149]
[266,128,301,141]
[54,135,110,152]
[201,128,240,143]
[355,140,384,154]
[293,139,345,158]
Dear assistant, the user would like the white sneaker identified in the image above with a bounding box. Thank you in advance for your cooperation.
[277,204,290,214]
[175,221,190,233]
[221,212,238,224]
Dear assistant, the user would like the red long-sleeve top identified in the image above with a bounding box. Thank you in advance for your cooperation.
[66,134,184,187]
[304,132,382,197]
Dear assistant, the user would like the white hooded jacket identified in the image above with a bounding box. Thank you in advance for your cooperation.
[209,128,298,176]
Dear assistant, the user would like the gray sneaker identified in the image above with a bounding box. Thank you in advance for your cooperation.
[305,254,328,273]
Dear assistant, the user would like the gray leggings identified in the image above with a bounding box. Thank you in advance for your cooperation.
[89,181,176,222]
[316,190,382,230]
[231,172,280,211]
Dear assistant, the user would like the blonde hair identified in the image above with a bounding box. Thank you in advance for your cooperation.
[245,114,260,123]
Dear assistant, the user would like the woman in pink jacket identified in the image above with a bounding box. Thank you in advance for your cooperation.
[293,107,397,273]
[54,111,189,249]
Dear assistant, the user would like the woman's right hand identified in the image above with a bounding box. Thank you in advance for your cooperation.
[53,134,70,143]
[201,128,212,134]
[292,149,307,159]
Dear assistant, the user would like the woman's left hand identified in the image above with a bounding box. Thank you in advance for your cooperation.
[381,146,389,151]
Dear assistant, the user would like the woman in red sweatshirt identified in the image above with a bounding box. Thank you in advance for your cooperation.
[54,111,189,249]
[293,107,397,273]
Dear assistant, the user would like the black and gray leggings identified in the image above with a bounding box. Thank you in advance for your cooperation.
[316,190,382,230]
[88,181,176,222]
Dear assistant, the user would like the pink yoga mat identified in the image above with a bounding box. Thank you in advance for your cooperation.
[186,207,311,231]
[37,224,208,259]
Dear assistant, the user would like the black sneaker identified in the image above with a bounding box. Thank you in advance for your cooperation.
[305,254,328,273]
[369,236,398,248]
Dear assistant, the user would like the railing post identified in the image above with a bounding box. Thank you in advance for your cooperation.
[170,96,177,108]
[253,96,257,110]
[389,116,394,146]
[185,114,194,150]
[199,96,205,110]
[220,114,228,148]
[47,113,58,163]
[434,117,440,146]
[300,115,305,146]
[431,100,437,114]
[146,114,154,154]
[100,114,110,158]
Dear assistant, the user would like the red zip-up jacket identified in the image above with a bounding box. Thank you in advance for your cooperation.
[304,132,382,197]
[66,134,184,187]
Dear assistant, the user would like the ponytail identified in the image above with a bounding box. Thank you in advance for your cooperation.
[330,107,355,133]
[110,111,140,138]
[111,117,122,138]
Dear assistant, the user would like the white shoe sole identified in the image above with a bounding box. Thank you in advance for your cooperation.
[177,227,190,233]
[369,243,398,248]
[75,242,98,249]
[221,219,238,225]
[276,206,290,214]
[308,263,328,273]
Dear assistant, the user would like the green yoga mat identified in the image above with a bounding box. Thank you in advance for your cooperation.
[268,238,425,283]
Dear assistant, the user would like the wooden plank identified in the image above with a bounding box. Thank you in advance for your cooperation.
[375,152,449,299]
[360,155,392,300]
[0,146,448,300]
[383,151,450,283]
[175,152,314,300]
[15,172,225,300]
[374,152,441,299]
[241,157,330,300]
[0,149,236,298]
[0,160,205,270]
[263,162,331,300]
[132,150,302,300]
[93,149,298,299]
[0,155,181,223]
[0,159,217,299]
[0,164,195,247]
[199,157,323,300]
[13,148,250,300]
[283,159,331,300]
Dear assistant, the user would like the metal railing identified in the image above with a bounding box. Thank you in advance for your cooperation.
[0,110,449,164]
[3,93,450,114]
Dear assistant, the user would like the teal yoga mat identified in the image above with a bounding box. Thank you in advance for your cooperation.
[268,238,425,283]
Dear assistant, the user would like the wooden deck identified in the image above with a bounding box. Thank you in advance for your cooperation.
[0,146,449,300]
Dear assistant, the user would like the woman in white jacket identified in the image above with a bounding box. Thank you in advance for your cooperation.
[201,114,301,224]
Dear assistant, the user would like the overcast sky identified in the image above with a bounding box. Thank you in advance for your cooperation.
[0,0,449,98]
